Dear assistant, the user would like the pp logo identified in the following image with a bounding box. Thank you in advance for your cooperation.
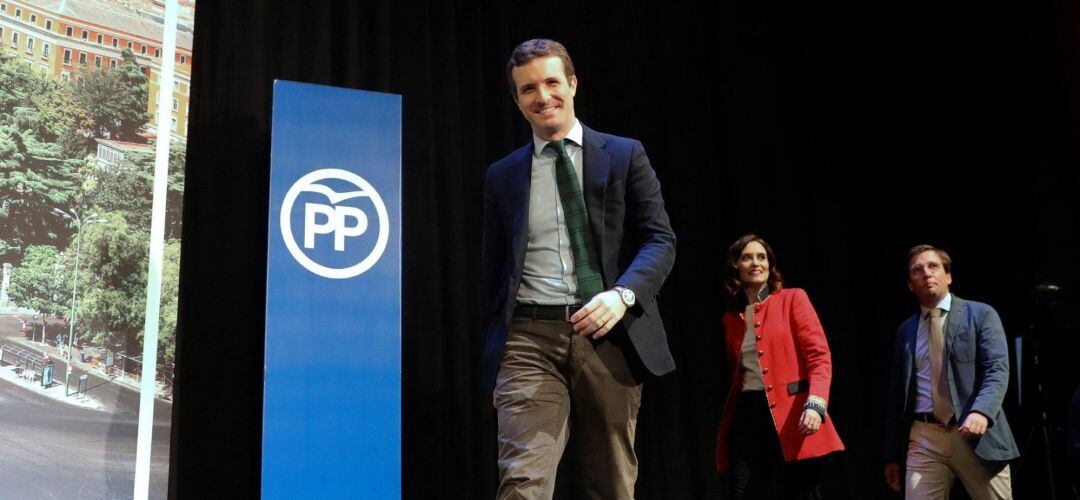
[280,168,389,279]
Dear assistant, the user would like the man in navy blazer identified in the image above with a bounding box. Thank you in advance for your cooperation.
[480,39,675,499]
[884,244,1019,499]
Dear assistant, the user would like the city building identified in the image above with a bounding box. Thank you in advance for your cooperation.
[0,0,194,141]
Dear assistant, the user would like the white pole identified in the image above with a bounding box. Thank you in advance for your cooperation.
[134,0,178,497]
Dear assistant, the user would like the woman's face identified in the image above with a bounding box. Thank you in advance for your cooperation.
[736,240,770,287]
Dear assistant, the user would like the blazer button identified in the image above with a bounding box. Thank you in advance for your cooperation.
[754,322,761,327]
[758,350,764,356]
[755,335,762,341]
[766,385,773,391]
[768,402,777,409]
[761,367,769,374]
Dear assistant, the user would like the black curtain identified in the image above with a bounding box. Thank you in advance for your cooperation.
[173,0,1080,498]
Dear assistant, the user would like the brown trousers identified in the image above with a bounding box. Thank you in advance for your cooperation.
[494,316,642,500]
[906,420,1013,500]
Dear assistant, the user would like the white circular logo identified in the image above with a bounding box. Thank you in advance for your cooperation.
[280,168,389,279]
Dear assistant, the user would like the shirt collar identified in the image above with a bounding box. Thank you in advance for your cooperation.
[531,119,583,158]
[920,293,952,318]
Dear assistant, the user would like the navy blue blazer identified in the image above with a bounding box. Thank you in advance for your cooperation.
[479,125,676,390]
[883,295,1020,462]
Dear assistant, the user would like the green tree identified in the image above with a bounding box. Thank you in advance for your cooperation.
[7,245,70,341]
[75,48,149,141]
[71,214,147,356]
[0,59,50,117]
[156,240,181,370]
[0,124,80,261]
[29,83,95,158]
[82,141,185,239]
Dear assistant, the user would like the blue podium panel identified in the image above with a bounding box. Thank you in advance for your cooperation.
[263,81,401,498]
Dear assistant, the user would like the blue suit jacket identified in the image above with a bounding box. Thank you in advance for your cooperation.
[884,295,1020,462]
[479,125,676,389]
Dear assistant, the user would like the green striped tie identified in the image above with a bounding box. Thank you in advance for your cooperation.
[549,139,604,300]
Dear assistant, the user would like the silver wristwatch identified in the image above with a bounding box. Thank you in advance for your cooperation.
[613,286,636,307]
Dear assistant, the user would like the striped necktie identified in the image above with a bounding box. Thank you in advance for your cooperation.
[548,139,604,300]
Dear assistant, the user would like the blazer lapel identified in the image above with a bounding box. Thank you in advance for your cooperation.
[581,125,609,262]
[509,143,533,276]
[945,295,966,352]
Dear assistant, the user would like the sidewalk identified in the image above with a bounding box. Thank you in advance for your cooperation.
[6,335,173,403]
[0,361,106,410]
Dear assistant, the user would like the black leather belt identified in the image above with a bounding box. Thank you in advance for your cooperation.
[513,304,581,321]
[913,413,951,425]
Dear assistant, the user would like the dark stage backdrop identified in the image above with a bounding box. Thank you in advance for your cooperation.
[172,1,1080,498]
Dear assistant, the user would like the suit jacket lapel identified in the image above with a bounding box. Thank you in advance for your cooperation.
[946,295,966,352]
[581,125,609,264]
[509,143,533,277]
[904,317,918,394]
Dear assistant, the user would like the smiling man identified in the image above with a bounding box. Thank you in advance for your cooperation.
[479,39,676,499]
[883,245,1019,500]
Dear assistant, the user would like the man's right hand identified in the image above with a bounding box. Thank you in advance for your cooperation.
[884,462,901,492]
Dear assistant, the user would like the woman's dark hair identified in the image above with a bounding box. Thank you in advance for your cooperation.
[724,234,784,310]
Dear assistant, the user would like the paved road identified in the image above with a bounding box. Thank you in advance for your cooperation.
[0,315,171,499]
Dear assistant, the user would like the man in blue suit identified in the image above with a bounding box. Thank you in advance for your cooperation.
[884,244,1019,499]
[480,39,676,499]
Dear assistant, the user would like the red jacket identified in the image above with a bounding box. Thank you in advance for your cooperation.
[716,288,844,472]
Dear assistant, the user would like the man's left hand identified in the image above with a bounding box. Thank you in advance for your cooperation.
[570,290,627,339]
[959,412,989,439]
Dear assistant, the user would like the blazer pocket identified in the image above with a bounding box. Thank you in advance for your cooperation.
[787,379,810,395]
[951,334,976,362]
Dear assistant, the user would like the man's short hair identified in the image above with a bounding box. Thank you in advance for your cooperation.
[907,244,952,274]
[505,39,576,99]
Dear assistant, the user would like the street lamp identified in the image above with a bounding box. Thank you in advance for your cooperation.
[52,207,108,395]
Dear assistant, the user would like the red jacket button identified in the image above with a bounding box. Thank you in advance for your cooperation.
[758,350,764,356]
[769,402,777,409]
[755,335,762,341]
[767,385,773,391]
[754,322,761,327]
[761,368,769,374]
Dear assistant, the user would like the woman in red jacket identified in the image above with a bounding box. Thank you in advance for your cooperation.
[716,234,844,499]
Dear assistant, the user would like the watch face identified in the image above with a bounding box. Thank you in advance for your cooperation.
[620,288,635,305]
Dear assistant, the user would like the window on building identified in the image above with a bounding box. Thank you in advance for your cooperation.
[140,45,146,55]
[172,98,178,111]
[30,14,35,23]
[61,71,69,81]
[78,52,86,65]
[41,42,48,58]
[96,34,102,44]
[45,20,51,30]
[94,55,101,68]
[180,55,186,64]
[66,26,72,36]
[109,59,117,68]
[112,38,118,48]
[154,48,160,57]
[171,117,177,132]
[1,5,6,14]
[81,30,88,40]
[63,48,70,64]
[25,36,32,52]
[11,31,18,47]
[15,8,21,18]
[126,41,132,49]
